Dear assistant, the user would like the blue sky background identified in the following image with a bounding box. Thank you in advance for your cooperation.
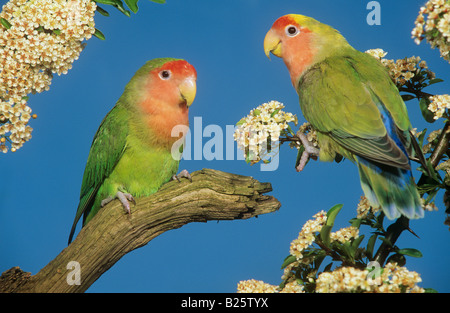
[1,0,449,292]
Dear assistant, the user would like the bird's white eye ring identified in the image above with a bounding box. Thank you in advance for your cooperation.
[159,70,171,80]
[285,25,299,37]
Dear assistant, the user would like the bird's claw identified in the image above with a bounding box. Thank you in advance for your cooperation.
[101,196,114,207]
[101,191,135,215]
[296,132,320,172]
[172,169,192,182]
[117,191,135,214]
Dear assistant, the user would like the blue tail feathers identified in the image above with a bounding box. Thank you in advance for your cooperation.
[357,156,423,219]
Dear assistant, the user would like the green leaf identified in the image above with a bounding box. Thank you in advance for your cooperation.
[425,189,439,204]
[150,0,166,3]
[52,29,61,35]
[386,253,406,266]
[424,288,438,293]
[295,278,304,286]
[351,234,365,253]
[366,234,378,259]
[341,241,353,259]
[252,109,261,116]
[124,0,139,13]
[320,225,332,247]
[419,97,436,123]
[427,78,443,86]
[418,128,427,147]
[235,118,246,126]
[115,2,131,16]
[401,94,415,102]
[95,0,131,17]
[374,212,385,231]
[96,5,110,16]
[320,225,333,247]
[427,160,442,182]
[397,248,423,258]
[278,280,287,290]
[281,255,297,269]
[0,18,12,29]
[270,109,280,117]
[93,28,106,40]
[94,0,118,5]
[350,218,361,228]
[430,28,440,38]
[319,205,344,249]
[326,204,343,226]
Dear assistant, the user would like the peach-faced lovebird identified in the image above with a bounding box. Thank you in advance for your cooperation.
[68,58,197,244]
[264,14,424,220]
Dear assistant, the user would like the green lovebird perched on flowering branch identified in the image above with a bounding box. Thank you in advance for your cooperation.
[263,14,426,220]
[68,58,197,244]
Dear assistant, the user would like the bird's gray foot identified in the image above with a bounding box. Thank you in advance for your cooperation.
[101,191,135,214]
[101,196,114,207]
[296,132,319,172]
[172,169,192,182]
[117,191,135,214]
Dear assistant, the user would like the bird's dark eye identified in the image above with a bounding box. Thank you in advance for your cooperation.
[159,70,171,80]
[285,25,299,37]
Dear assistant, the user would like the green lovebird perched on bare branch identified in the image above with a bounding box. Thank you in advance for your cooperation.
[68,58,197,244]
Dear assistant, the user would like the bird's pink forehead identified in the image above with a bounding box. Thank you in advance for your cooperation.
[158,60,197,78]
[272,15,298,30]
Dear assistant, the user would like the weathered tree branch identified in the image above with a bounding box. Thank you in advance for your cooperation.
[0,169,280,293]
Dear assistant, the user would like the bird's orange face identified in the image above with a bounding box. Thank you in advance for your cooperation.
[264,14,316,86]
[140,59,197,146]
[144,59,197,112]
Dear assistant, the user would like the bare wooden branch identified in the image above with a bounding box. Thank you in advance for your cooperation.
[0,169,280,293]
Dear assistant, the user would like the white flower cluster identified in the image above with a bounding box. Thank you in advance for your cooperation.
[289,211,327,260]
[0,0,96,152]
[289,211,360,262]
[428,94,450,120]
[315,266,372,293]
[412,0,450,62]
[237,279,278,293]
[315,263,424,293]
[297,122,318,149]
[234,100,297,164]
[365,48,387,60]
[330,226,359,244]
[0,98,33,152]
[238,206,426,293]
[365,49,434,87]
[356,195,380,219]
[237,279,305,293]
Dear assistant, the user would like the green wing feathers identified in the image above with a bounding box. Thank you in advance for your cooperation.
[298,49,412,168]
[297,48,424,219]
[68,104,129,244]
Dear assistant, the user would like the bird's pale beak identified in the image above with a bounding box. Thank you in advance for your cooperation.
[179,77,196,107]
[264,29,282,59]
